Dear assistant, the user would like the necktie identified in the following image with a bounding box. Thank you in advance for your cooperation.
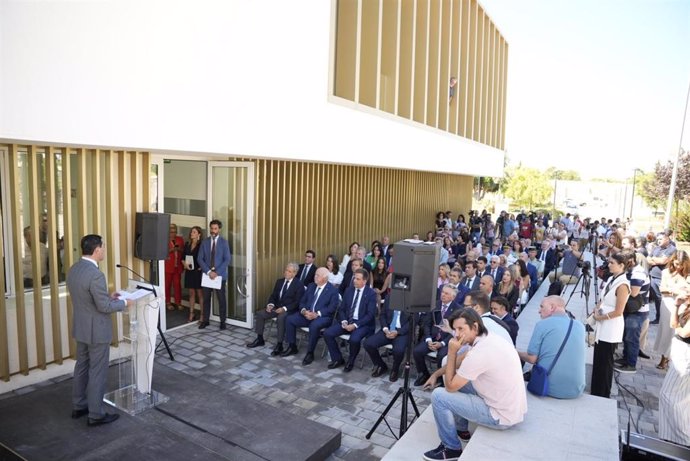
[441,304,448,317]
[301,265,308,281]
[280,279,289,299]
[492,269,497,279]
[466,278,471,288]
[311,286,321,311]
[350,289,360,321]
[389,310,400,331]
[210,237,216,268]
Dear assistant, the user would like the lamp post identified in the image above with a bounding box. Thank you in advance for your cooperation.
[629,168,644,220]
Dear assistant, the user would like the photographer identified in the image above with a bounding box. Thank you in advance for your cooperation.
[548,239,583,286]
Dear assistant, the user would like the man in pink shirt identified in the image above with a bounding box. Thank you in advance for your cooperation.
[422,309,527,461]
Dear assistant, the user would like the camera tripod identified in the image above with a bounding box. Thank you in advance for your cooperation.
[366,312,420,440]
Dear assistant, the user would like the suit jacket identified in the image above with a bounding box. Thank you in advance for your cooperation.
[486,266,505,285]
[339,285,377,330]
[423,300,462,343]
[296,263,316,286]
[267,277,305,314]
[379,297,410,336]
[500,313,520,345]
[339,270,354,295]
[198,235,232,279]
[526,264,539,290]
[460,276,480,291]
[299,282,340,319]
[67,258,127,344]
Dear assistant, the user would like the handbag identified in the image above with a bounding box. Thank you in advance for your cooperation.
[527,319,573,396]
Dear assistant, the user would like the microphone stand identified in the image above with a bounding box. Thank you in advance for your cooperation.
[116,263,174,361]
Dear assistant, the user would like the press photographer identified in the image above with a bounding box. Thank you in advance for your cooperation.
[548,239,583,286]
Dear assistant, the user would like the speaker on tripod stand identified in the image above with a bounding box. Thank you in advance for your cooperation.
[367,240,440,440]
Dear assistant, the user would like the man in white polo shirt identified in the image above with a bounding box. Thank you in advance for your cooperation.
[421,308,527,461]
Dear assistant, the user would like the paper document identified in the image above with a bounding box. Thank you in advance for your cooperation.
[202,273,223,290]
[117,289,152,300]
[185,255,194,270]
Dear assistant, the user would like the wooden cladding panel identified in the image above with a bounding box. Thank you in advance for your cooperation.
[0,145,150,378]
[333,0,508,151]
[250,158,472,307]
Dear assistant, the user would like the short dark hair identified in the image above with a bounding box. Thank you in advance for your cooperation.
[491,295,510,312]
[81,234,103,255]
[465,261,477,270]
[306,249,316,258]
[354,268,369,281]
[450,308,487,336]
[477,256,487,264]
[466,290,490,313]
[209,219,223,228]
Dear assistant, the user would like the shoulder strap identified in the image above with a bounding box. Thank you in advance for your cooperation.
[547,319,573,375]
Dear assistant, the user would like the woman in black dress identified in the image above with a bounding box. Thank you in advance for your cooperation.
[183,226,204,322]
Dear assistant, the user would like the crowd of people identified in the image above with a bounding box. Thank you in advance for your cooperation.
[157,211,689,459]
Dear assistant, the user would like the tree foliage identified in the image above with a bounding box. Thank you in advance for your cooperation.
[502,166,553,209]
[545,167,581,181]
[639,151,690,209]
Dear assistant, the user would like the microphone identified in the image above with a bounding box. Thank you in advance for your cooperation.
[116,263,157,297]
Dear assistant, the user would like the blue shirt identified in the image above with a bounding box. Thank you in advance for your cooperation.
[527,314,585,399]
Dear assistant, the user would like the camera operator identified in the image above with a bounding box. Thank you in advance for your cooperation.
[548,239,583,286]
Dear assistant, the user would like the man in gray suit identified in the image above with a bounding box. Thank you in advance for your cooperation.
[68,234,133,426]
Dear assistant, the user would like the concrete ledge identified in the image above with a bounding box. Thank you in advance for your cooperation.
[383,392,619,461]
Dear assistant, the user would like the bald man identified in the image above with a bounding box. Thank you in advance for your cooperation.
[518,296,585,399]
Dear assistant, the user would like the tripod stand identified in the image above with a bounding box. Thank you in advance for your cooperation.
[564,268,592,316]
[366,312,421,440]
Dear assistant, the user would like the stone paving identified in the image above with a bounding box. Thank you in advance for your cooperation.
[0,276,672,460]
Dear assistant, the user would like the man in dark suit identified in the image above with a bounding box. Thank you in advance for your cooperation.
[68,234,133,426]
[198,219,232,330]
[538,240,557,281]
[487,255,505,285]
[323,269,377,372]
[413,285,462,386]
[339,258,363,295]
[296,250,317,286]
[491,295,520,345]
[459,261,480,291]
[521,250,539,298]
[476,256,489,277]
[282,267,340,365]
[364,297,411,382]
[246,262,305,355]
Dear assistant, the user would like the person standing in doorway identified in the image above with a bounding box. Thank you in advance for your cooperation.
[68,234,133,426]
[165,223,185,310]
[198,219,232,330]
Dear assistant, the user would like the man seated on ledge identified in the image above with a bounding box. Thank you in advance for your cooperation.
[422,309,527,461]
[518,295,585,399]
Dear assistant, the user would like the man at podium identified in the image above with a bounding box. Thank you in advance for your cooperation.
[67,234,134,426]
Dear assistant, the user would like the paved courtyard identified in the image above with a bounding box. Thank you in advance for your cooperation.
[0,273,671,460]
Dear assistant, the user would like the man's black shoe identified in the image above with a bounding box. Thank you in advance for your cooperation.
[219,323,227,330]
[414,373,430,387]
[280,344,298,357]
[198,322,209,329]
[271,343,284,356]
[71,408,88,419]
[343,362,354,373]
[371,365,388,378]
[327,359,345,369]
[638,350,650,359]
[246,338,265,348]
[302,352,314,366]
[389,370,399,382]
[87,413,119,427]
[650,318,660,325]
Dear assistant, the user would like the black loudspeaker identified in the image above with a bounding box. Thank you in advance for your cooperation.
[134,212,170,261]
[389,240,440,313]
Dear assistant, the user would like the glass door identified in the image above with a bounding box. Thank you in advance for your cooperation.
[208,162,254,328]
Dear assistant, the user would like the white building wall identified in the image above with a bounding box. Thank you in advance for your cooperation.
[0,0,504,177]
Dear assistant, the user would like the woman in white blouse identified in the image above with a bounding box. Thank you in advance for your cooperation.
[590,252,631,398]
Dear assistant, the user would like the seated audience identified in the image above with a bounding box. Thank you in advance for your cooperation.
[421,309,527,460]
[518,295,585,399]
[490,296,519,345]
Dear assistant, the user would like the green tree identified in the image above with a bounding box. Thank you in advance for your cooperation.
[545,167,581,181]
[639,152,690,209]
[502,167,553,209]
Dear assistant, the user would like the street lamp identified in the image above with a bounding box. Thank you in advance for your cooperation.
[629,168,644,220]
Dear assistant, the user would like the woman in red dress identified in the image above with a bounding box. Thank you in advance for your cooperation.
[165,223,185,310]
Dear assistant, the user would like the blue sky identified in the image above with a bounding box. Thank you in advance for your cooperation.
[481,0,690,179]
